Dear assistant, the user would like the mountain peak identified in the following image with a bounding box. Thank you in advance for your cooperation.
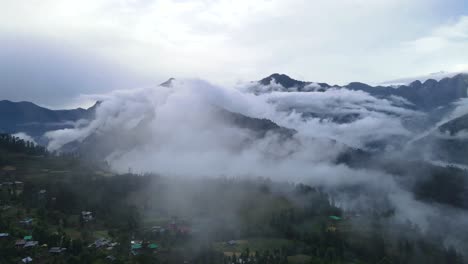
[259,73,306,88]
[452,72,468,81]
[160,78,175,87]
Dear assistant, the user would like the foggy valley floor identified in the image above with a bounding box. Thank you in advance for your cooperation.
[0,134,466,264]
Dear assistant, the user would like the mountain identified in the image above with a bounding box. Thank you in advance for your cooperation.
[61,107,297,160]
[439,113,468,135]
[256,73,468,110]
[160,78,175,87]
[409,113,468,166]
[218,108,296,139]
[0,100,98,138]
[256,73,333,92]
[3,73,468,161]
[347,74,468,110]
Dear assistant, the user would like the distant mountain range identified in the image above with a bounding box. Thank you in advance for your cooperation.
[256,73,468,110]
[0,100,99,138]
[1,73,468,166]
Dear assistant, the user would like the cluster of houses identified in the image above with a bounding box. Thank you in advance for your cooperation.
[11,235,67,263]
[0,221,68,262]
[130,240,159,256]
[0,180,24,195]
[88,238,159,257]
[88,238,118,250]
[149,219,192,237]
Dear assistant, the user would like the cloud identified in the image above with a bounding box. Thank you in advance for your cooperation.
[1,0,467,94]
[42,78,468,252]
[397,16,468,75]
[237,82,419,148]
[12,132,37,145]
[0,35,154,108]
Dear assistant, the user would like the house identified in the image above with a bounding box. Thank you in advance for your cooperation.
[49,247,66,254]
[227,240,237,246]
[326,225,337,233]
[130,240,143,255]
[15,239,26,247]
[81,211,93,222]
[178,225,191,234]
[329,215,342,221]
[2,165,16,171]
[20,218,33,226]
[131,243,142,250]
[21,257,33,263]
[24,241,39,248]
[38,189,47,195]
[151,226,165,233]
[1,182,13,192]
[106,242,118,251]
[148,243,158,249]
[89,238,111,248]
[106,255,116,262]
[14,181,24,190]
[109,242,118,247]
[0,233,9,237]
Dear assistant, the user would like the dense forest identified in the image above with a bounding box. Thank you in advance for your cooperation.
[0,135,465,263]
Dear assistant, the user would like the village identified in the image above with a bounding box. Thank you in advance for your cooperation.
[1,134,464,264]
[0,156,350,264]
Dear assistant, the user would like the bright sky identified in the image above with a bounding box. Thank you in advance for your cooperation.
[1,0,468,107]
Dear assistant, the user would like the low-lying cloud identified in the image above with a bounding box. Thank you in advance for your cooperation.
[44,78,468,252]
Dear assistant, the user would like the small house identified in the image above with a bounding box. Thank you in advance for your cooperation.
[329,215,342,221]
[130,241,143,256]
[20,218,33,226]
[326,225,337,233]
[1,182,13,193]
[21,257,33,263]
[151,226,164,233]
[148,243,158,250]
[0,233,9,238]
[15,239,26,247]
[131,243,142,250]
[178,225,191,234]
[14,181,24,192]
[81,211,93,222]
[49,247,66,254]
[151,225,161,230]
[24,241,39,248]
[1,181,13,187]
[89,238,111,248]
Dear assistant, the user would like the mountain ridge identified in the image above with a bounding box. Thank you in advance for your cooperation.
[0,100,98,137]
[256,73,468,110]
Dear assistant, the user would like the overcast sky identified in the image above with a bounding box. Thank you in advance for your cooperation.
[1,0,468,108]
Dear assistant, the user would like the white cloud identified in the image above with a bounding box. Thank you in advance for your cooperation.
[12,132,37,145]
[42,78,468,251]
[45,78,417,168]
[1,0,466,89]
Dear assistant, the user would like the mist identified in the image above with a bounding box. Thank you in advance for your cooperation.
[43,78,468,253]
